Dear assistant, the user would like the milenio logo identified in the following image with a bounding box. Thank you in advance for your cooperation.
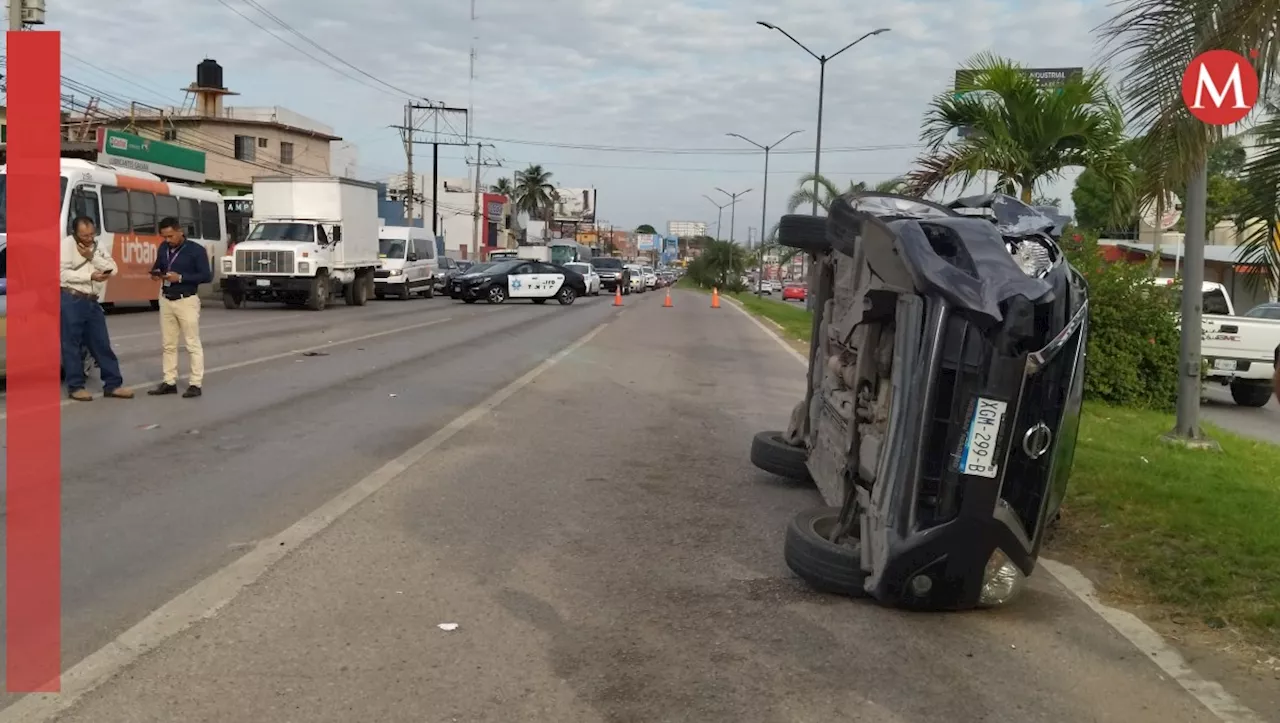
[1182,49,1259,125]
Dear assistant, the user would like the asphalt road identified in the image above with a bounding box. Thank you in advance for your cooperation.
[1201,385,1280,444]
[0,290,619,710]
[1,289,1266,722]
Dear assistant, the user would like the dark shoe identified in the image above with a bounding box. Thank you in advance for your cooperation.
[68,389,93,402]
[147,383,178,396]
[104,387,135,399]
[183,385,202,398]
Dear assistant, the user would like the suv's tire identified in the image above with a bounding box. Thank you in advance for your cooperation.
[776,214,830,254]
[1230,379,1273,407]
[749,430,809,480]
[784,506,868,597]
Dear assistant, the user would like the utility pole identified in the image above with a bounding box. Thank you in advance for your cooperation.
[402,103,414,225]
[467,142,500,260]
[393,102,470,235]
[716,187,751,245]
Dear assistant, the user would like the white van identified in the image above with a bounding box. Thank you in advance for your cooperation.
[376,226,438,299]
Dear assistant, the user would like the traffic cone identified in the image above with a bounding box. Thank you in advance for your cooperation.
[663,288,673,308]
[613,286,623,306]
[711,287,720,309]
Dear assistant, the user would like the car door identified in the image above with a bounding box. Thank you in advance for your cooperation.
[507,262,537,297]
[534,262,566,297]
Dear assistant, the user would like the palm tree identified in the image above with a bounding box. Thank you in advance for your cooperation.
[783,173,909,215]
[491,177,515,197]
[903,52,1131,205]
[512,164,558,231]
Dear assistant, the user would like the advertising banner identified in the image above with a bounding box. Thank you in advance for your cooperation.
[552,187,596,222]
[636,233,657,251]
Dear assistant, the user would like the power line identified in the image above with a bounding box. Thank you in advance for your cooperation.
[235,0,429,100]
[461,133,923,156]
[210,0,414,101]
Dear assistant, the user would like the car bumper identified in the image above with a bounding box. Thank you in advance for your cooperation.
[222,276,313,294]
[449,281,491,300]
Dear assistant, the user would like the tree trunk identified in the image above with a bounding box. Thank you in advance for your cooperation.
[1020,183,1034,204]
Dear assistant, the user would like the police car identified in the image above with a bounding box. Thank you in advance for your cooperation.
[449,259,588,305]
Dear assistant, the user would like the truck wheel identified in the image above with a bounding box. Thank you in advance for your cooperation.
[776,214,831,254]
[150,299,161,311]
[344,274,369,306]
[375,291,386,300]
[1230,379,1273,407]
[398,283,411,300]
[222,291,244,309]
[306,272,329,311]
[784,506,868,597]
[750,431,810,480]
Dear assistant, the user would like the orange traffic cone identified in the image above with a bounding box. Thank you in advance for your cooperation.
[613,286,623,306]
[711,287,721,309]
[663,288,673,308]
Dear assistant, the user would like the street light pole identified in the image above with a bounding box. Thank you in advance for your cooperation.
[727,130,802,295]
[757,23,890,217]
[716,187,750,245]
[702,194,731,242]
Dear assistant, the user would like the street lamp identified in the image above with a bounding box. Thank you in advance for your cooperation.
[702,194,734,241]
[727,130,802,295]
[715,187,751,245]
[757,22,890,215]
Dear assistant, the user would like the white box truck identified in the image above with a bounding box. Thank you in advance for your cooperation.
[219,176,381,310]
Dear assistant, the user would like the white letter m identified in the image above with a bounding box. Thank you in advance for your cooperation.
[1192,63,1246,108]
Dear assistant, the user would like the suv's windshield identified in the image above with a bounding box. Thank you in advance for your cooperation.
[590,257,622,270]
[248,222,315,242]
[379,239,406,259]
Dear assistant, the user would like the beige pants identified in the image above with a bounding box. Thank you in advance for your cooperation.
[159,295,204,387]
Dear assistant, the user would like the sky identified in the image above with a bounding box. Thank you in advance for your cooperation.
[50,0,1118,238]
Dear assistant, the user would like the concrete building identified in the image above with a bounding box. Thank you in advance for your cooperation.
[81,59,342,195]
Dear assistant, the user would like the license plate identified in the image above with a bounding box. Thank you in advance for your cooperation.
[1212,359,1237,371]
[255,279,270,287]
[961,397,1007,478]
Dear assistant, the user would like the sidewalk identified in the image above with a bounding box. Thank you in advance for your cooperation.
[35,292,1230,722]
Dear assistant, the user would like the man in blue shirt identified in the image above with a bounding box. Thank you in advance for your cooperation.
[146,217,212,398]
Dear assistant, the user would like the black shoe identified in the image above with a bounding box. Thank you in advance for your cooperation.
[183,385,202,398]
[147,383,178,396]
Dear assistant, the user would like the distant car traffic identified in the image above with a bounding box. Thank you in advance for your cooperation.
[590,257,631,294]
[642,266,657,289]
[434,256,465,293]
[448,259,587,305]
[625,264,646,293]
[564,261,602,296]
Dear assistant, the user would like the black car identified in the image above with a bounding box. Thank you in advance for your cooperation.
[434,256,465,293]
[752,192,1088,611]
[589,256,632,294]
[448,259,587,305]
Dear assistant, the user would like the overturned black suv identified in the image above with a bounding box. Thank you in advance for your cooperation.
[752,192,1089,611]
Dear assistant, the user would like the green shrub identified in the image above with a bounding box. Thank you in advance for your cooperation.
[1062,227,1182,410]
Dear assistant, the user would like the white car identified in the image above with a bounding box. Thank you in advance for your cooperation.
[642,266,657,289]
[770,279,783,293]
[625,264,646,293]
[564,261,601,296]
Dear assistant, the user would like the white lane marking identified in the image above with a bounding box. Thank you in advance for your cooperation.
[0,311,495,421]
[0,320,611,721]
[730,295,1264,723]
[108,302,451,342]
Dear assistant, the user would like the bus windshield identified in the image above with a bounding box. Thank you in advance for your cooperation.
[550,245,582,265]
[0,175,69,235]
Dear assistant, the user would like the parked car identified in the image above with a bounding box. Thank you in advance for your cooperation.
[590,256,631,294]
[448,259,586,305]
[753,192,1088,612]
[564,261,601,296]
[782,284,807,302]
[435,256,465,293]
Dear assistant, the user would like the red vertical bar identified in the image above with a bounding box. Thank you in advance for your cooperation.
[5,29,63,693]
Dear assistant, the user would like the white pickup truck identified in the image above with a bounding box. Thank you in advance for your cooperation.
[1156,279,1280,407]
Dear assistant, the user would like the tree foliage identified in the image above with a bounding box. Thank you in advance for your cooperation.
[513,165,557,221]
[905,52,1130,206]
[685,239,749,292]
[635,224,657,234]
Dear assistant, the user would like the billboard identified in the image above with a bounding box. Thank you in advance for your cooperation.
[636,233,658,251]
[552,187,596,222]
[667,220,707,238]
[95,128,206,182]
[954,67,1083,138]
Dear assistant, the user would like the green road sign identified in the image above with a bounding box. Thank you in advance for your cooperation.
[95,128,207,183]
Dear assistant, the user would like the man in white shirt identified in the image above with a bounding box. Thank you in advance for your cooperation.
[61,216,133,401]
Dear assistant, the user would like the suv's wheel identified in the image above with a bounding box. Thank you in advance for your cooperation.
[1230,379,1273,407]
[776,214,830,254]
[784,506,868,597]
[749,430,809,480]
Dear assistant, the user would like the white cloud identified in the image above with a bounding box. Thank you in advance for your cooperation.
[51,0,1114,231]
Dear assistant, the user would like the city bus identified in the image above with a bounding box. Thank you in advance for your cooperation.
[0,158,227,307]
[548,240,592,265]
[224,194,253,247]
